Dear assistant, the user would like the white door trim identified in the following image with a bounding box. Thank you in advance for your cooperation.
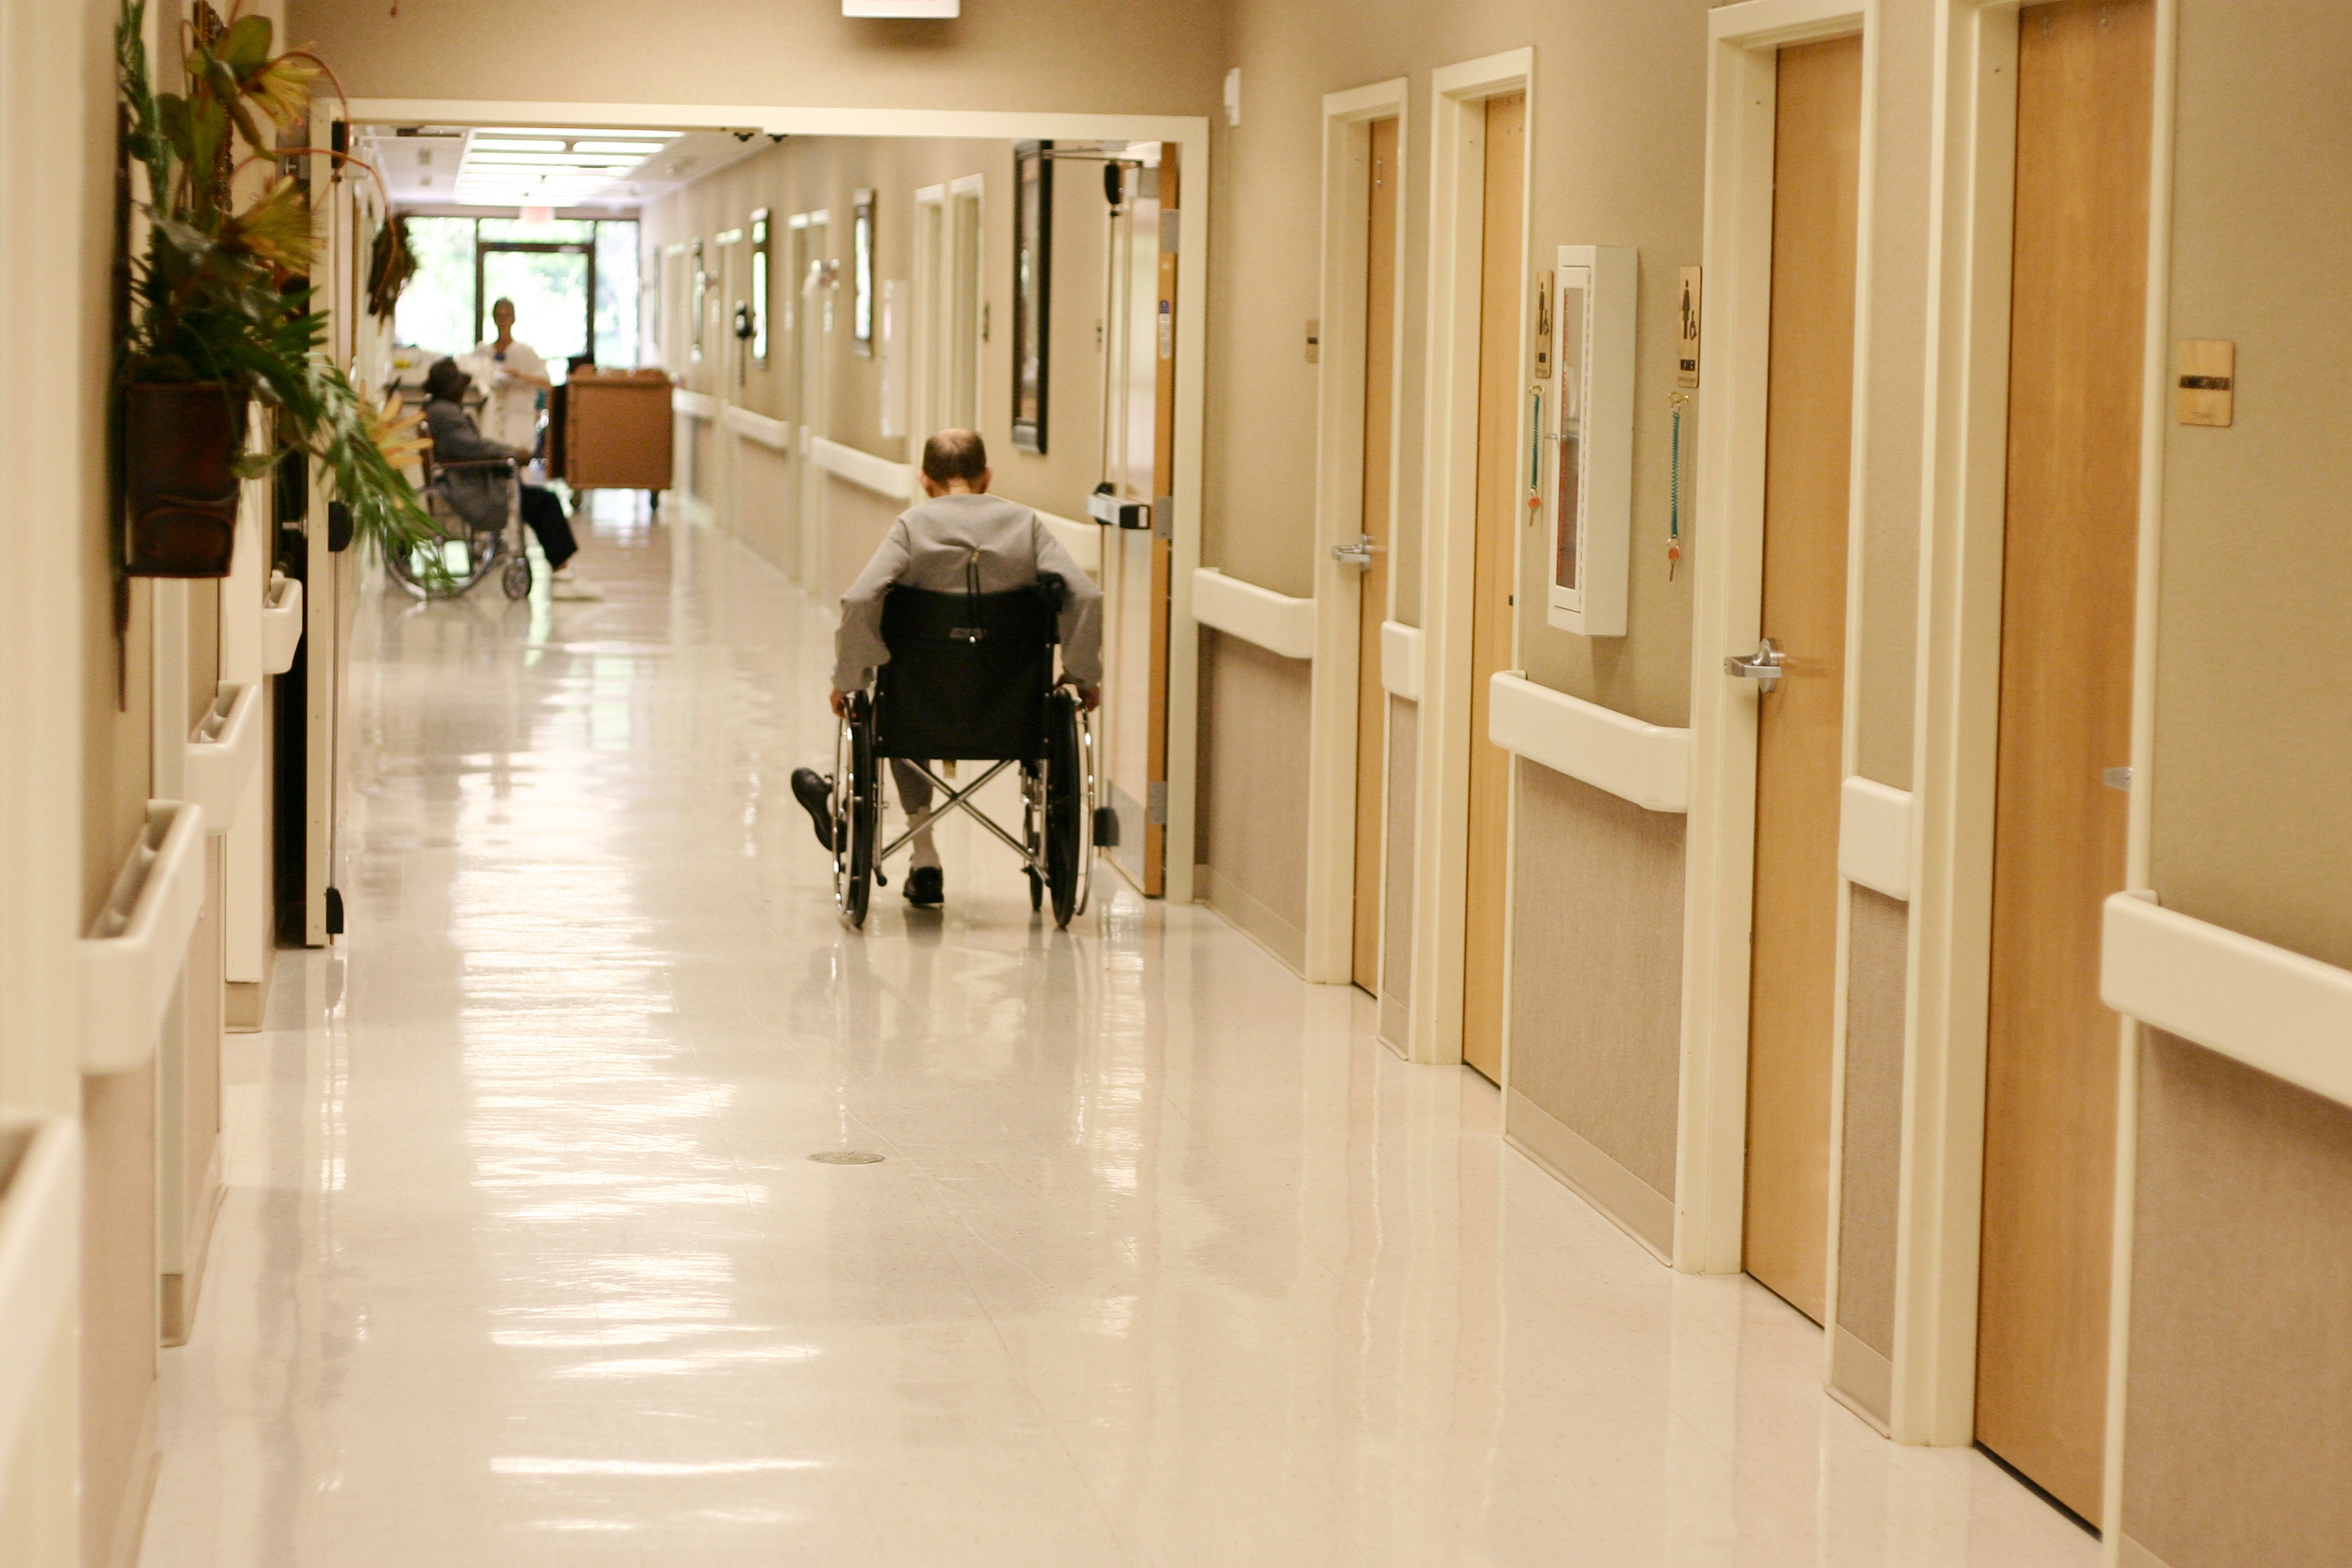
[1403,48,1534,1066]
[1677,0,1874,1278]
[1303,77,1409,986]
[351,98,1210,902]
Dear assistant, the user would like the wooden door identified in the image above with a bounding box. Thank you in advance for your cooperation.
[1976,0,2152,1523]
[1743,34,1862,1325]
[1097,149,1178,896]
[1351,116,1400,992]
[1461,91,1525,1084]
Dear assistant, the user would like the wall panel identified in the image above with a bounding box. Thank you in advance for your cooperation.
[1200,630,1311,972]
[2120,1032,2352,1568]
[1380,695,1415,1048]
[1503,760,1683,1253]
[1831,885,1905,1423]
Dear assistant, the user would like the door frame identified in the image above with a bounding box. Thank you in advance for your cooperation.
[1680,0,1877,1279]
[1403,48,1533,1067]
[1303,77,1410,986]
[1894,0,2180,1473]
[351,100,1210,900]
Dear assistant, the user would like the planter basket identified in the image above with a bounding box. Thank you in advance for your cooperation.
[122,383,247,577]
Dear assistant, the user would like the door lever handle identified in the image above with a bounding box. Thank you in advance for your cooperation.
[1724,637,1785,694]
[1331,534,1380,570]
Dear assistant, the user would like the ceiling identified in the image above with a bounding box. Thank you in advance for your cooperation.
[361,125,773,213]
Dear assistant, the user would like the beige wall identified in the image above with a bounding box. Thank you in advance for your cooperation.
[1834,889,1905,1370]
[642,132,1117,579]
[2112,4,2352,1560]
[289,0,1228,119]
[1212,0,1712,729]
[2148,0,2352,971]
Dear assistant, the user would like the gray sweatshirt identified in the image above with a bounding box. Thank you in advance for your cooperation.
[833,492,1103,693]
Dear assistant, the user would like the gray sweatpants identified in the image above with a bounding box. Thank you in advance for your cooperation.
[889,760,941,870]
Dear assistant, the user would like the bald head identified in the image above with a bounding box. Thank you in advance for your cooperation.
[920,429,988,488]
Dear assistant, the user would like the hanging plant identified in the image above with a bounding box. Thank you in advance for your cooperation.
[116,0,449,586]
[367,214,417,319]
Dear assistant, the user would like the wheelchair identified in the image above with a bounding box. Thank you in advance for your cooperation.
[826,582,1106,929]
[384,451,534,602]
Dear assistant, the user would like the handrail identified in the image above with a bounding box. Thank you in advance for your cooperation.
[1380,620,1423,701]
[80,801,206,1075]
[808,435,918,501]
[1191,568,1316,660]
[2102,894,2352,1112]
[1037,510,1100,576]
[0,1114,78,1465]
[184,682,263,835]
[720,403,792,451]
[1838,776,1913,900]
[260,570,303,675]
[1487,672,1690,813]
[671,387,720,420]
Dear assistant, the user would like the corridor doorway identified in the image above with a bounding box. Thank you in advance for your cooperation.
[1741,31,1862,1325]
[1460,88,1526,1085]
[1350,114,1400,993]
[1096,145,1178,896]
[1974,0,2154,1523]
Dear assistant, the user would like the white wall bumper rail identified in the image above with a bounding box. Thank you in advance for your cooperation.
[720,403,792,451]
[671,387,720,421]
[184,682,263,835]
[1487,672,1691,813]
[0,1113,78,1465]
[260,570,303,675]
[1380,620,1423,701]
[1191,568,1316,661]
[2102,894,2352,1112]
[1838,776,1913,900]
[80,801,206,1075]
[1038,511,1101,577]
[808,435,918,502]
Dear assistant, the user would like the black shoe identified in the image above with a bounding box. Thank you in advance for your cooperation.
[904,866,943,908]
[789,767,835,851]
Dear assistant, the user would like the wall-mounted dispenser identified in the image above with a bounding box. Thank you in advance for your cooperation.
[1543,245,1636,638]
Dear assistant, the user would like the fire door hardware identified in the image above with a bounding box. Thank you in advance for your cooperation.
[1541,245,1638,638]
[1724,637,1785,695]
[1331,534,1382,570]
[1086,485,1150,530]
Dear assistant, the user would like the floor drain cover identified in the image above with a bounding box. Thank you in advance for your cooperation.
[807,1150,886,1165]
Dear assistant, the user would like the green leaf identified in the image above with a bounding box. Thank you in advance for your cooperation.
[217,15,271,78]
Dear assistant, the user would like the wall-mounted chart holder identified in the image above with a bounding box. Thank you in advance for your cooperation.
[1544,245,1637,637]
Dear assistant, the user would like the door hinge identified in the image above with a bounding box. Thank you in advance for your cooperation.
[1153,497,1175,541]
[1146,781,1168,826]
[1160,210,1181,255]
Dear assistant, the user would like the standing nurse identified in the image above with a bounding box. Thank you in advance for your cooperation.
[474,297,550,452]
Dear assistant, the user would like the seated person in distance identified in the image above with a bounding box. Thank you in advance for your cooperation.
[420,357,599,600]
[792,429,1102,910]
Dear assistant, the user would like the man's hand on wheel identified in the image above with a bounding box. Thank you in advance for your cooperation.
[1061,681,1100,711]
[829,690,850,719]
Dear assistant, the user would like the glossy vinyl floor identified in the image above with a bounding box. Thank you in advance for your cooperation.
[142,503,2098,1567]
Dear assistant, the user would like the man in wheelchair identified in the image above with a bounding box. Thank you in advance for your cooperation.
[791,430,1102,916]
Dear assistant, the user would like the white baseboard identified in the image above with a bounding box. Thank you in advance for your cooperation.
[1505,1088,1674,1260]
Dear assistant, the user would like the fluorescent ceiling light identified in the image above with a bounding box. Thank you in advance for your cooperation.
[570,142,665,155]
[476,127,683,140]
[471,138,566,152]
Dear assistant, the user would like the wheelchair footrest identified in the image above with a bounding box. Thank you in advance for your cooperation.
[1093,806,1121,849]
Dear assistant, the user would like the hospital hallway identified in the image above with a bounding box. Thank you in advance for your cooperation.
[128,508,2092,1568]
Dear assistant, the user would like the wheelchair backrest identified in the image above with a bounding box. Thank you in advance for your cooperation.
[873,584,1060,761]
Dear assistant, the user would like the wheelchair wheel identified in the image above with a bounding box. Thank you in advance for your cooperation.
[831,692,879,928]
[501,556,533,599]
[1041,688,1093,929]
[386,524,503,600]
